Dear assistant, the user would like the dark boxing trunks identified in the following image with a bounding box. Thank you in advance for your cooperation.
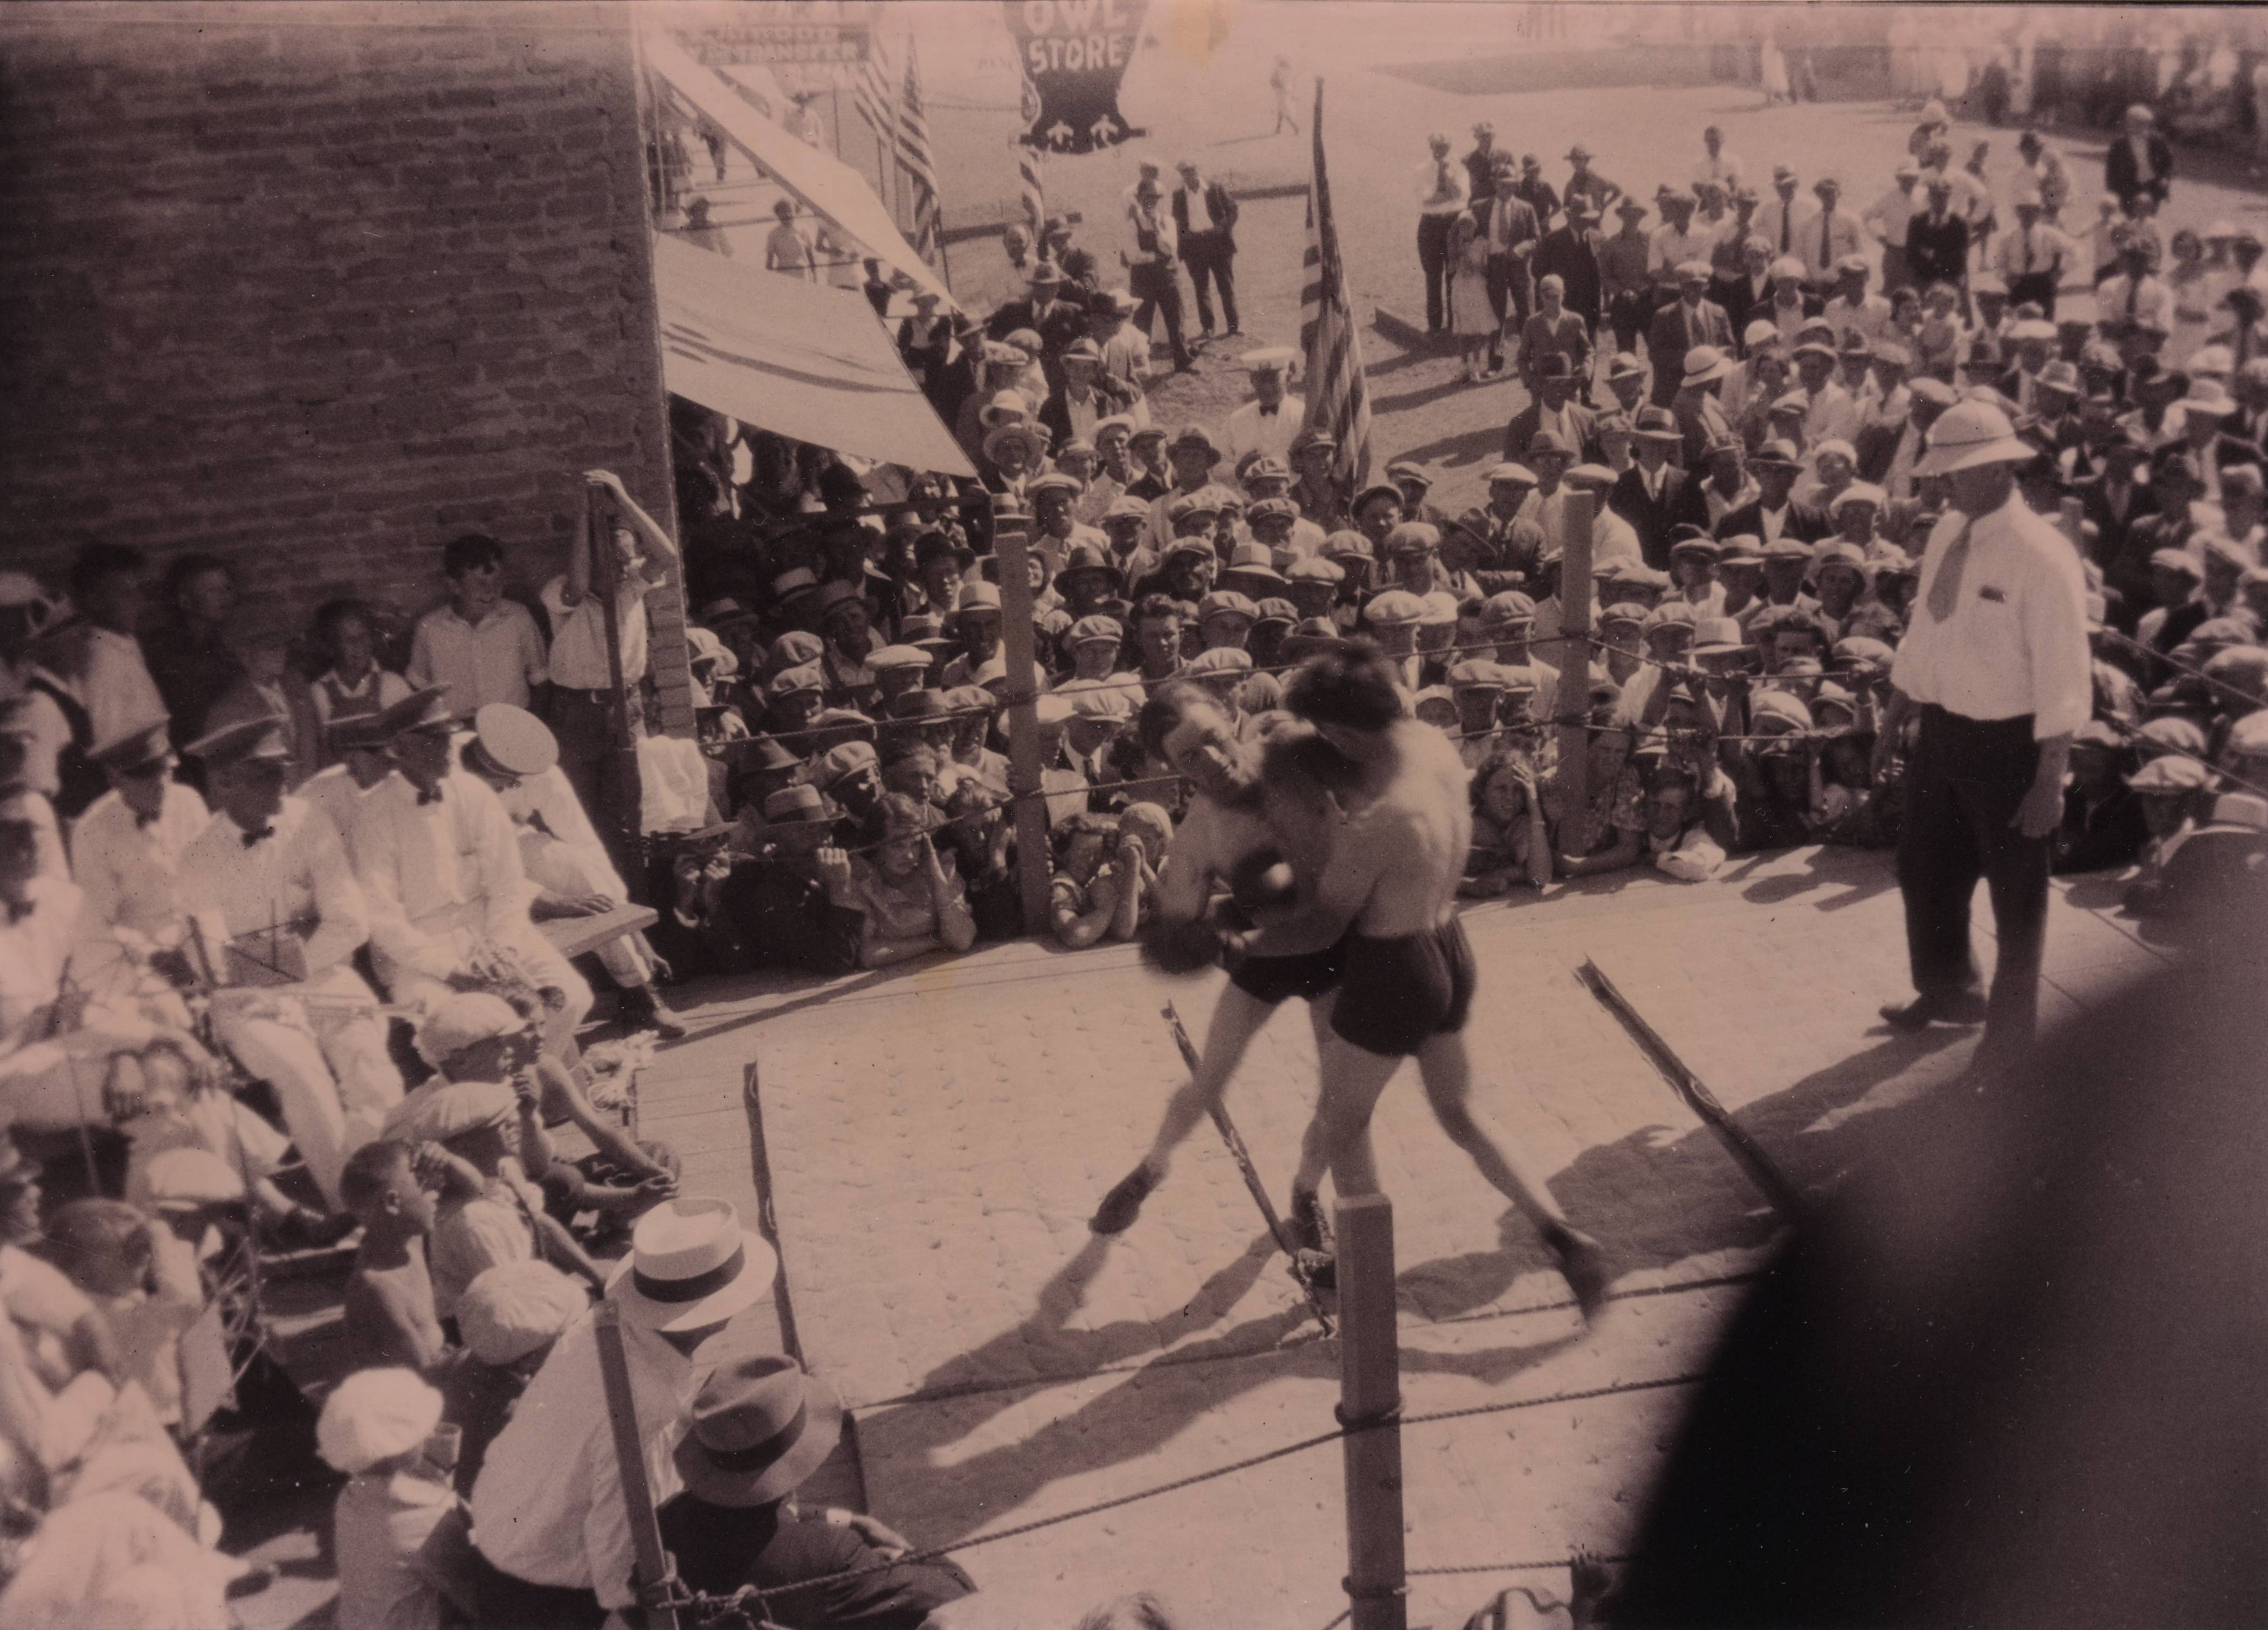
[1228,933,1349,1007]
[1329,918,1477,1057]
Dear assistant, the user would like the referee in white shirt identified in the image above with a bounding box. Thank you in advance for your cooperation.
[1873,403,2091,1069]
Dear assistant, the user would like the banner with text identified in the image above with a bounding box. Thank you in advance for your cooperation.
[1002,0,1149,155]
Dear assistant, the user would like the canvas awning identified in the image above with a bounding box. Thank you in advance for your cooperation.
[652,233,973,477]
[643,30,955,310]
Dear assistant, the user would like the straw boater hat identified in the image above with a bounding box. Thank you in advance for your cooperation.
[608,1197,777,1332]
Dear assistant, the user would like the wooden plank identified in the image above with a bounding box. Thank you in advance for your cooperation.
[540,903,658,959]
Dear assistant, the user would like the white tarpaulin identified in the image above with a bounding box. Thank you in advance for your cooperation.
[643,30,956,310]
[653,233,973,477]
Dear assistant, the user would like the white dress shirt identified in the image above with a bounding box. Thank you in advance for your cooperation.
[179,797,369,983]
[1822,294,1895,348]
[1801,207,1865,280]
[1416,156,1467,216]
[1864,183,1917,249]
[353,769,530,985]
[540,576,651,692]
[1801,381,1861,448]
[1995,221,2077,284]
[405,602,548,716]
[65,782,208,989]
[1891,494,2092,739]
[297,764,394,867]
[1753,198,1816,260]
[1224,395,1305,468]
[470,1310,708,1610]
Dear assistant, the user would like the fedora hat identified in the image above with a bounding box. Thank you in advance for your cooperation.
[607,1198,777,1332]
[1914,401,2035,478]
[983,420,1050,465]
[674,1354,844,1507]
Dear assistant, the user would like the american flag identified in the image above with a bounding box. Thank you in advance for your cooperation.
[851,32,897,164]
[896,40,943,268]
[1298,80,1371,495]
[1016,143,1046,241]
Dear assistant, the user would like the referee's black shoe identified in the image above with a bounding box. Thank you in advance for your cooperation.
[1879,987,1991,1029]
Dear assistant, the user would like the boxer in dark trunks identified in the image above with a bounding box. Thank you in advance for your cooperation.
[1091,683,1344,1245]
[1250,643,1610,1318]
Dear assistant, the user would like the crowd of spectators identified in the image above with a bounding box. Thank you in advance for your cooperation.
[5,72,2268,1630]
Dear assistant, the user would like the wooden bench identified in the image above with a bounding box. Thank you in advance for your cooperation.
[540,902,659,959]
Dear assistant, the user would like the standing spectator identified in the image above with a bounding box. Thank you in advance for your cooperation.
[1416,132,1470,336]
[1171,160,1240,342]
[204,598,321,788]
[139,553,240,748]
[2104,103,2174,209]
[1126,177,1193,374]
[763,198,816,280]
[1561,144,1622,223]
[1905,177,1972,297]
[1600,199,1656,357]
[1798,178,1864,288]
[1647,263,1735,408]
[1462,120,1500,205]
[1222,348,1305,469]
[405,533,548,717]
[1997,191,2077,319]
[1271,54,1299,135]
[1481,157,1542,376]
[1754,165,1814,266]
[1865,163,1922,295]
[26,544,166,817]
[2015,127,2072,222]
[1612,409,1695,569]
[1534,202,1607,344]
[1693,124,1747,195]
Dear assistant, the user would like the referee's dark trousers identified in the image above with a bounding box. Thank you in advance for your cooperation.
[1897,704,2050,1049]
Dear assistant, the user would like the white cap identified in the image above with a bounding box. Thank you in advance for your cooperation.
[317,1367,444,1474]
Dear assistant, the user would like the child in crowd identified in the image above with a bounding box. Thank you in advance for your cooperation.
[44,1198,202,1433]
[1913,281,1965,382]
[339,1139,447,1373]
[850,793,978,968]
[440,1259,588,1496]
[317,1367,465,1630]
[1464,756,1553,897]
[1641,767,1727,881]
[307,598,411,743]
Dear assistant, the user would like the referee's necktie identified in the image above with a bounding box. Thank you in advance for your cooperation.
[1926,518,1973,622]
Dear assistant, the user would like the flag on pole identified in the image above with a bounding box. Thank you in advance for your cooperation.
[852,33,896,154]
[896,40,943,269]
[1016,143,1046,241]
[1298,80,1372,496]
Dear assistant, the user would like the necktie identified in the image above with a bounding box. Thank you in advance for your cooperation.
[1926,518,1973,621]
[1819,209,1832,268]
[1258,405,1278,417]
[135,810,159,830]
[1779,209,1790,254]
[2022,231,2033,274]
[417,786,442,807]
[2126,277,2139,319]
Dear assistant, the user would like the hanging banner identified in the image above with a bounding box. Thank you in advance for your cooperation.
[1001,0,1149,155]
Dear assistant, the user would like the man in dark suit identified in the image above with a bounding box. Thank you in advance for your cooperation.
[1170,160,1241,341]
[1647,261,1735,408]
[1533,199,1606,336]
[1713,438,1832,543]
[2103,103,2174,210]
[2075,434,2154,584]
[1502,354,1601,463]
[1719,236,1776,353]
[1609,407,1693,569]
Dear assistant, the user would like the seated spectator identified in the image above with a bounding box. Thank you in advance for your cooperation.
[1463,756,1553,897]
[2053,720,2148,874]
[443,1259,589,1497]
[316,1367,464,1630]
[717,785,867,975]
[339,1139,448,1374]
[0,1136,127,1474]
[44,1199,202,1435]
[658,1354,977,1628]
[1549,722,1648,878]
[1642,764,1728,881]
[2121,753,2215,913]
[0,1490,245,1630]
[848,793,976,969]
[938,782,1023,941]
[1050,812,1144,948]
[2128,791,2268,930]
[307,597,412,748]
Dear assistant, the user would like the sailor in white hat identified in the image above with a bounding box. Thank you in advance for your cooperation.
[1874,400,2091,1074]
[1223,345,1305,469]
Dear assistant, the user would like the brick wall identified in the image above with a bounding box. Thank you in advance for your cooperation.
[0,2,692,731]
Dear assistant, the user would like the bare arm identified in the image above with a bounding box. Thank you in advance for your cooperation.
[586,470,681,577]
[537,1055,667,1184]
